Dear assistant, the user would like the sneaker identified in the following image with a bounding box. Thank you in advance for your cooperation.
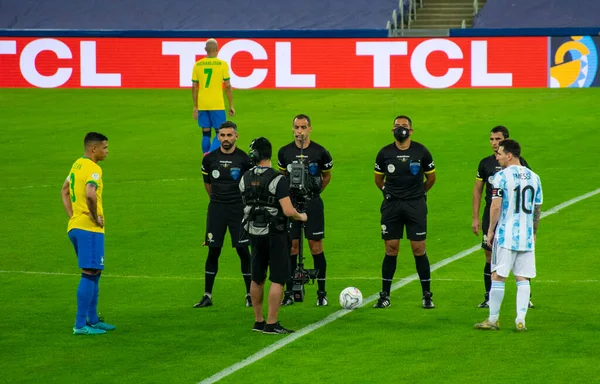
[528,300,534,309]
[262,322,295,334]
[252,321,265,332]
[73,325,106,335]
[422,291,435,309]
[316,291,328,307]
[245,294,252,307]
[515,320,527,332]
[373,292,391,308]
[88,321,116,331]
[193,294,213,308]
[474,319,500,330]
[281,291,294,306]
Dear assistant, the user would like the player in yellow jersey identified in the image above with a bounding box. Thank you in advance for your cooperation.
[61,132,115,335]
[192,38,235,154]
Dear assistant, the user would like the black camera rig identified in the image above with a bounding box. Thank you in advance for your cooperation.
[288,136,319,303]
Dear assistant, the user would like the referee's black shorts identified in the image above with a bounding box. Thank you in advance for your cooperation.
[250,231,291,285]
[380,197,427,241]
[205,202,248,248]
[289,196,325,240]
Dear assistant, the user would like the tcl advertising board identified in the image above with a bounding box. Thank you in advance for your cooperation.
[0,37,548,89]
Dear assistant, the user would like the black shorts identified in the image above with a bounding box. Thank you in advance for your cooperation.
[289,196,325,240]
[481,205,492,252]
[250,232,291,285]
[380,197,427,241]
[205,202,248,248]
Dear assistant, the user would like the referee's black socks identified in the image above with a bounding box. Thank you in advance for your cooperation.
[205,247,222,294]
[381,255,397,294]
[484,262,492,298]
[312,252,327,292]
[236,247,252,294]
[414,253,431,293]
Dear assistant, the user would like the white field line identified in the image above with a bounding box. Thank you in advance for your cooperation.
[1,270,598,285]
[0,178,202,191]
[196,188,600,384]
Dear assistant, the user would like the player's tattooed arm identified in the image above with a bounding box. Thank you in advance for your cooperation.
[533,205,541,234]
[85,183,103,227]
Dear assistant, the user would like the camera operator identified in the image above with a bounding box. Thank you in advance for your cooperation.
[373,115,436,309]
[277,114,333,307]
[239,137,307,334]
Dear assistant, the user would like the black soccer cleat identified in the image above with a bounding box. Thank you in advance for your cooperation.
[373,292,391,308]
[252,321,265,332]
[478,293,490,308]
[245,294,252,307]
[422,291,435,309]
[262,322,295,335]
[316,291,328,307]
[193,294,213,308]
[281,291,294,306]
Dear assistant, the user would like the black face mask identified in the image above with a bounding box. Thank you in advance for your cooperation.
[393,127,410,142]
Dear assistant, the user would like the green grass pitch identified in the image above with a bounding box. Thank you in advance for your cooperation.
[1,88,599,383]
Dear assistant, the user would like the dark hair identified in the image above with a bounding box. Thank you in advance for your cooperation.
[249,137,272,164]
[293,114,311,126]
[393,115,412,127]
[499,139,521,158]
[490,125,509,139]
[219,121,237,131]
[84,132,108,146]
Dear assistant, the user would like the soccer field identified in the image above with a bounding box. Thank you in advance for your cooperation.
[1,88,599,384]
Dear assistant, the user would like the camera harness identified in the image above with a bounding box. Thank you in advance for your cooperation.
[241,140,285,236]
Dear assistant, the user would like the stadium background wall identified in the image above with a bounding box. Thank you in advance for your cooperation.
[0,29,598,89]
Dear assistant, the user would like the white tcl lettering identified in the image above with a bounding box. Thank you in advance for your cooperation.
[2,39,121,87]
[80,41,121,87]
[162,41,206,88]
[162,40,269,89]
[163,40,316,89]
[356,39,513,88]
[218,39,268,89]
[20,39,73,88]
[356,42,408,87]
[411,39,464,89]
[471,41,512,87]
[274,42,315,87]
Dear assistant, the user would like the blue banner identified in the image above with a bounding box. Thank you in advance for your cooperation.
[549,36,599,88]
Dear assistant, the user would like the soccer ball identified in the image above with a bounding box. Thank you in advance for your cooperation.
[339,287,363,309]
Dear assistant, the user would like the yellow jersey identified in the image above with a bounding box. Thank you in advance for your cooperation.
[67,157,104,234]
[191,57,230,110]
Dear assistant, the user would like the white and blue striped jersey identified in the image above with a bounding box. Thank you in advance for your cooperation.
[492,165,543,251]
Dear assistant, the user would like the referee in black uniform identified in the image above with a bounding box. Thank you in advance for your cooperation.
[277,114,333,306]
[373,115,436,309]
[193,121,254,308]
[472,125,532,309]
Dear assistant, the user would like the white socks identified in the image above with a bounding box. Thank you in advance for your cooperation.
[516,280,531,324]
[488,281,505,323]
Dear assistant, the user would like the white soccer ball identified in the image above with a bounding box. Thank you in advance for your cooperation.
[339,287,363,309]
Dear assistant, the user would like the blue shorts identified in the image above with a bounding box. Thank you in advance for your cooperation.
[198,110,226,130]
[68,229,105,270]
